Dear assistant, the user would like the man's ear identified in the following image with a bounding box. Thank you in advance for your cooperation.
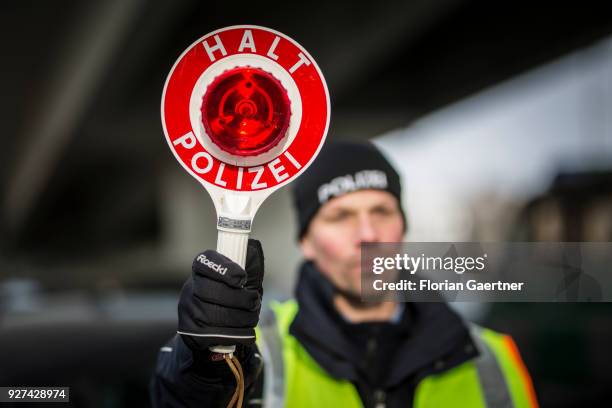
[300,235,315,260]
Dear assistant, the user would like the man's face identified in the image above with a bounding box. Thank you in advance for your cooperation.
[300,189,405,296]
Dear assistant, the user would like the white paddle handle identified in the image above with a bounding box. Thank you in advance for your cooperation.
[216,228,249,269]
[210,213,252,354]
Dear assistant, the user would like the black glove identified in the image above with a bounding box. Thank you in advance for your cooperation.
[178,239,264,351]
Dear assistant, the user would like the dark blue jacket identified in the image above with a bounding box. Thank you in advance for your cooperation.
[150,262,476,407]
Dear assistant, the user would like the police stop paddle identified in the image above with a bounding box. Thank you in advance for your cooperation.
[161,25,329,272]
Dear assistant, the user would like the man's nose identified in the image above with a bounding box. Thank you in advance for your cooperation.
[357,214,378,243]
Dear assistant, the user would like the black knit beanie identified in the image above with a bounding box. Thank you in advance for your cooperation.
[292,141,406,239]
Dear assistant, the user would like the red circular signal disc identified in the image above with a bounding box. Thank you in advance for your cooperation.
[201,67,291,157]
[161,25,330,192]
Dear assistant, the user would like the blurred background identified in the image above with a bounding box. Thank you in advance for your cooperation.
[1,0,612,406]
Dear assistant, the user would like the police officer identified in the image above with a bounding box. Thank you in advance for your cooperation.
[150,141,538,408]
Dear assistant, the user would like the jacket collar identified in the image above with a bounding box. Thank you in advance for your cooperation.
[289,261,478,388]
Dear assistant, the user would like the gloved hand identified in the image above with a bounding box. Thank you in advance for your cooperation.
[178,239,264,351]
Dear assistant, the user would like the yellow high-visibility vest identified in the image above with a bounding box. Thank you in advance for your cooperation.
[256,300,538,408]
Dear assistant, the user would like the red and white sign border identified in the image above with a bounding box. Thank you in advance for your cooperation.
[161,24,330,227]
